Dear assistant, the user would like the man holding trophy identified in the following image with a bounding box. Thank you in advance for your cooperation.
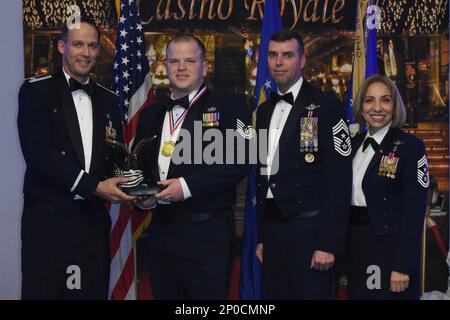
[133,35,251,299]
[17,18,135,299]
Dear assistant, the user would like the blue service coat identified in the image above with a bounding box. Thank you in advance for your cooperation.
[351,127,429,275]
[255,81,352,254]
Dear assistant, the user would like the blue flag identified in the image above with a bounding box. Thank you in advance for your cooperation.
[346,0,378,125]
[239,0,282,300]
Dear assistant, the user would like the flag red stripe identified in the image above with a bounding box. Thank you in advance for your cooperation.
[110,248,135,300]
[124,89,153,145]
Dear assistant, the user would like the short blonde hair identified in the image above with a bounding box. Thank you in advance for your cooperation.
[353,74,407,128]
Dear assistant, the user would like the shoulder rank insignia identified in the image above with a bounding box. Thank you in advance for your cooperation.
[417,155,430,188]
[27,74,52,83]
[332,119,351,156]
[236,119,253,139]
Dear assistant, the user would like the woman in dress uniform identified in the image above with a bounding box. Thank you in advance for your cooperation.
[347,74,429,299]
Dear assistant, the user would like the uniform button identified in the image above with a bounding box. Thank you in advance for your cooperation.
[259,201,263,205]
[295,183,300,187]
[384,225,388,229]
[295,165,299,169]
[271,183,276,188]
[60,151,66,156]
[298,200,303,204]
[381,211,386,215]
[383,197,387,201]
[257,183,261,187]
[104,157,109,160]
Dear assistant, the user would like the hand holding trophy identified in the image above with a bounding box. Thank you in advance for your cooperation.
[105,135,162,198]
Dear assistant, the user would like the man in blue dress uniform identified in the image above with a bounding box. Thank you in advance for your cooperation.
[133,35,251,299]
[254,30,352,299]
[18,18,134,299]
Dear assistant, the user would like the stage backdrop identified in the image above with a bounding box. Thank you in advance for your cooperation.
[0,0,25,299]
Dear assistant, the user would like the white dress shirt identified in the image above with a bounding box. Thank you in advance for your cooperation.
[63,68,93,199]
[157,88,201,202]
[351,123,392,206]
[266,77,303,198]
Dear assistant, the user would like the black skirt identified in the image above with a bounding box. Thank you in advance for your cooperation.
[346,208,420,300]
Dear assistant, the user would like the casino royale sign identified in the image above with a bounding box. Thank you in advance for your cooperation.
[138,0,355,32]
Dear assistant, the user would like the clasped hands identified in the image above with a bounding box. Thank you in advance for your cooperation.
[255,243,335,271]
[133,178,184,210]
[96,176,184,209]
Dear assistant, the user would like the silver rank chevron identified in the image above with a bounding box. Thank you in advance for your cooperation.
[417,155,430,188]
[332,119,351,157]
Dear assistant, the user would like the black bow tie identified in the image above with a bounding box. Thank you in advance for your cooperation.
[164,95,190,111]
[270,91,294,105]
[69,78,94,96]
[362,137,379,152]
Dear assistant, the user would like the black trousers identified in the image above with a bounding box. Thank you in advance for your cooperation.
[21,200,110,300]
[147,209,234,299]
[262,215,333,300]
[346,224,420,300]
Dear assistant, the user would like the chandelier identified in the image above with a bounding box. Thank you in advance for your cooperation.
[23,0,116,30]
[379,0,448,35]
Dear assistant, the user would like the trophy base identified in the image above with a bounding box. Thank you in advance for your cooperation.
[123,185,162,196]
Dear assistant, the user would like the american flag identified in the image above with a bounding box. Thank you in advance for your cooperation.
[109,0,153,300]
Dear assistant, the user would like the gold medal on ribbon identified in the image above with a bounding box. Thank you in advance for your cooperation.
[161,141,175,157]
[305,153,315,163]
